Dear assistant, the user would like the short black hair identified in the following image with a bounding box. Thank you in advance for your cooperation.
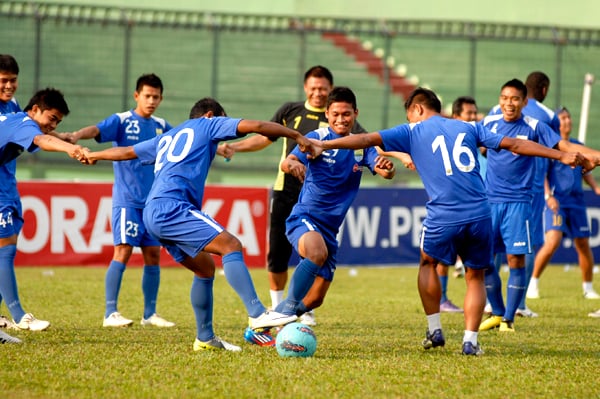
[0,54,19,75]
[452,96,477,117]
[304,65,333,86]
[404,87,441,113]
[525,71,550,101]
[501,79,527,99]
[189,97,227,119]
[23,88,69,115]
[136,73,164,94]
[326,86,357,110]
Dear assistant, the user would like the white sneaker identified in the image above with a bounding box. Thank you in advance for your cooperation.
[103,312,133,327]
[588,309,600,318]
[483,303,492,315]
[141,313,175,328]
[13,313,50,331]
[516,307,539,318]
[300,310,317,326]
[248,311,298,330]
[0,330,22,344]
[0,315,14,329]
[583,290,600,299]
[193,337,242,352]
[526,285,540,299]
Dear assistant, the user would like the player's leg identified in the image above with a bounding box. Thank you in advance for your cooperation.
[438,264,462,313]
[462,267,486,355]
[574,237,598,298]
[503,253,526,330]
[481,203,506,330]
[528,207,564,299]
[140,243,174,327]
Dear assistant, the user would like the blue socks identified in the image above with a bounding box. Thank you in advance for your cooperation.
[0,245,25,322]
[105,260,126,317]
[275,258,320,315]
[519,250,536,309]
[484,265,506,316]
[505,267,526,321]
[222,251,264,318]
[439,274,448,303]
[142,265,160,319]
[191,276,214,341]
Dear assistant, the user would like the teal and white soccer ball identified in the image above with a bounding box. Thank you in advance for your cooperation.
[275,322,317,358]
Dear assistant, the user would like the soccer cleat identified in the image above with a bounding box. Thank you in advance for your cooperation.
[0,315,14,329]
[103,312,133,328]
[440,299,463,313]
[248,311,298,330]
[453,264,465,278]
[13,313,50,331]
[462,341,483,356]
[516,307,538,318]
[583,290,600,299]
[499,320,515,332]
[299,310,317,326]
[141,314,175,328]
[422,328,445,350]
[588,309,600,318]
[526,285,540,299]
[483,303,492,315]
[193,337,242,352]
[479,315,502,331]
[243,327,275,347]
[0,330,22,344]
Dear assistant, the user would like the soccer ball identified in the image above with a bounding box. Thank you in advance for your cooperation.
[275,322,317,358]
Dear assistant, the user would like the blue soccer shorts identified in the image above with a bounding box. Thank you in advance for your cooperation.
[0,200,23,239]
[112,206,160,247]
[490,201,532,255]
[543,205,590,239]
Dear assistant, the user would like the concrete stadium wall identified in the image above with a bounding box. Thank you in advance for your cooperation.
[36,0,600,29]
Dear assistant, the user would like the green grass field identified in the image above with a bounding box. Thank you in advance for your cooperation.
[1,265,599,398]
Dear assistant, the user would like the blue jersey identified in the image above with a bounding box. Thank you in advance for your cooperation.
[96,110,172,208]
[290,127,378,232]
[548,137,585,209]
[0,98,22,202]
[482,114,560,203]
[379,115,503,225]
[134,116,242,210]
[0,112,42,200]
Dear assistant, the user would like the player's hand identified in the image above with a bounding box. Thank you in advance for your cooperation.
[287,161,306,183]
[295,135,314,155]
[546,196,559,213]
[306,138,324,159]
[217,143,235,161]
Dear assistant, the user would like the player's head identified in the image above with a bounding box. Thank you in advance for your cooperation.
[525,71,550,102]
[0,54,19,103]
[452,96,478,122]
[325,86,357,136]
[556,106,572,138]
[23,88,69,134]
[499,79,527,122]
[134,73,164,118]
[303,65,334,110]
[189,97,227,119]
[404,87,441,123]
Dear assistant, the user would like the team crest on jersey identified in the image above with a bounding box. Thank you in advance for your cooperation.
[156,128,163,135]
[353,163,363,173]
[353,149,364,162]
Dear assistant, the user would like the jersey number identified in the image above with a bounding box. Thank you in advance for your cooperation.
[431,133,475,176]
[125,120,140,134]
[154,128,194,172]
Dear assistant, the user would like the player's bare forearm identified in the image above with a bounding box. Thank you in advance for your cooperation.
[558,139,600,166]
[227,134,272,152]
[281,155,306,182]
[87,146,137,162]
[320,132,382,150]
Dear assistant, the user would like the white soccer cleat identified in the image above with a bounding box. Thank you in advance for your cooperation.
[588,309,600,318]
[583,290,600,300]
[13,313,50,331]
[103,312,133,327]
[0,330,22,344]
[516,307,538,318]
[248,311,298,330]
[141,313,175,328]
[300,310,317,326]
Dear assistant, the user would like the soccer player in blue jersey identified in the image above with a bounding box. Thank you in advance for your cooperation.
[310,87,586,355]
[63,74,176,328]
[254,87,395,345]
[528,107,600,307]
[0,87,86,335]
[480,79,600,333]
[85,97,308,351]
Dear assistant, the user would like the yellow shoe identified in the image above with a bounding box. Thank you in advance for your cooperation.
[193,337,242,352]
[479,315,502,331]
[499,320,515,332]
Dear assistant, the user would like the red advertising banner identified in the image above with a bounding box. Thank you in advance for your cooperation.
[15,182,269,268]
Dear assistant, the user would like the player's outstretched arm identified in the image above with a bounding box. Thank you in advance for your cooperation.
[320,132,383,151]
[373,156,396,179]
[87,146,137,163]
[237,120,313,155]
[556,139,600,169]
[499,136,586,169]
[281,154,306,183]
[32,134,87,163]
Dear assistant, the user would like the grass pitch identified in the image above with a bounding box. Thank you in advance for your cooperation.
[1,265,599,398]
